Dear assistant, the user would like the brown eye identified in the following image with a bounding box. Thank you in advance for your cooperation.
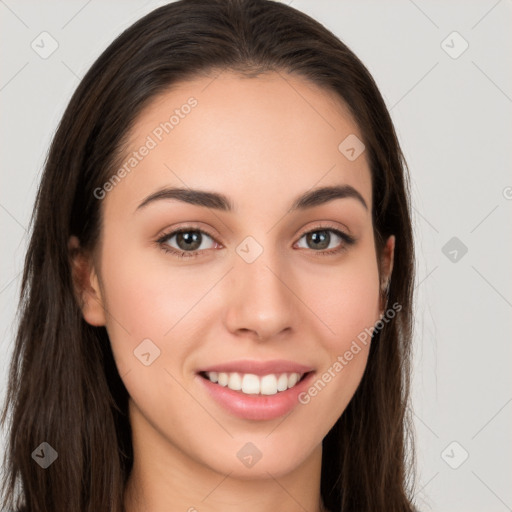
[158,228,217,257]
[173,230,203,251]
[304,230,331,250]
[296,228,355,254]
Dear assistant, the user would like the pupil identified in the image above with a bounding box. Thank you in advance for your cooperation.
[309,230,329,250]
[178,231,201,251]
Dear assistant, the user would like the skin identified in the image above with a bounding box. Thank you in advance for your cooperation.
[70,70,394,512]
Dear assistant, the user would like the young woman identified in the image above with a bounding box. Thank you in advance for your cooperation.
[1,1,416,511]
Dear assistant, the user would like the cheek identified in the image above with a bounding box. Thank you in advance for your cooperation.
[332,279,379,362]
[295,247,380,415]
[95,237,184,372]
[102,262,228,342]
[303,248,381,354]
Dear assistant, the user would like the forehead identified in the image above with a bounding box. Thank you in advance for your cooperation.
[105,70,372,218]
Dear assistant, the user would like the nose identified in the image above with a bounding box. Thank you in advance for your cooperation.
[223,251,298,341]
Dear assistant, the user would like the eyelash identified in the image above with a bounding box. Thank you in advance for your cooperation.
[156,224,356,260]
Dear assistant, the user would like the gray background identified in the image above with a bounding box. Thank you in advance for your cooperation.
[1,1,511,511]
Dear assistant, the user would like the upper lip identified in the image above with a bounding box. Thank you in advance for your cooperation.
[197,359,315,376]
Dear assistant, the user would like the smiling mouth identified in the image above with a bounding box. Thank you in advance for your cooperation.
[198,370,312,396]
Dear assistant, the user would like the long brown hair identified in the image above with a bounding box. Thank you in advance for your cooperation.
[1,1,416,510]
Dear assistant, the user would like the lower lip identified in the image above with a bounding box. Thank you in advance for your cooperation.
[196,372,315,421]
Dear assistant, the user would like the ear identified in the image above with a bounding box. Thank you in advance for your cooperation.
[379,235,395,313]
[68,235,106,326]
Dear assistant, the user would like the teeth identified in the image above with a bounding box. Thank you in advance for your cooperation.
[288,373,299,387]
[205,371,305,395]
[228,372,242,391]
[260,374,277,395]
[242,374,260,394]
[277,373,288,392]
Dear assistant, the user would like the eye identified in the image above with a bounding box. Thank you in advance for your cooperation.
[295,226,355,256]
[156,224,356,259]
[157,227,219,258]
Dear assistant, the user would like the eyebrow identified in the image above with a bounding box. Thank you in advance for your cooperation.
[135,184,368,213]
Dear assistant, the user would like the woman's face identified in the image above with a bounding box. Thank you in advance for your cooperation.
[78,70,394,480]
